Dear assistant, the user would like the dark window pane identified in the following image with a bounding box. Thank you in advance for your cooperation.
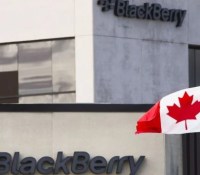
[189,48,195,87]
[195,50,200,86]
[0,71,18,103]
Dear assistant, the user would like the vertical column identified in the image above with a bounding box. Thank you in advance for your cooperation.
[75,0,95,103]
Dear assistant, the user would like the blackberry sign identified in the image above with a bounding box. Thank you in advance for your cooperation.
[0,152,145,175]
[97,0,186,27]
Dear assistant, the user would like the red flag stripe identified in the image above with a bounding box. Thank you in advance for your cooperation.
[136,102,162,134]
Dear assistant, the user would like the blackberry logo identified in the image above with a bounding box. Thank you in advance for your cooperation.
[97,0,186,27]
[97,0,115,11]
[0,152,145,175]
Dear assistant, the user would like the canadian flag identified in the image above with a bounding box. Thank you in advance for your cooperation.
[136,87,200,134]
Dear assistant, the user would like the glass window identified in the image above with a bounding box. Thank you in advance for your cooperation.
[189,48,200,87]
[0,71,18,103]
[0,38,75,104]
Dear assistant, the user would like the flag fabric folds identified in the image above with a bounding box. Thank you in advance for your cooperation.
[136,87,200,134]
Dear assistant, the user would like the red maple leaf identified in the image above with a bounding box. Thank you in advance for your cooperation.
[167,92,200,130]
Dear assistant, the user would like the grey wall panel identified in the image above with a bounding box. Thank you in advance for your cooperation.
[0,44,18,72]
[52,39,75,92]
[18,41,53,95]
[188,0,200,45]
[165,135,183,175]
[19,95,53,104]
[94,36,143,103]
[94,36,188,104]
[141,41,188,103]
[53,93,76,103]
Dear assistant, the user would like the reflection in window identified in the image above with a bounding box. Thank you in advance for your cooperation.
[0,38,75,104]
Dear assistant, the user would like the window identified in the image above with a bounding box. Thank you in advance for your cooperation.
[183,46,200,175]
[0,38,75,103]
[189,47,200,87]
[0,71,18,103]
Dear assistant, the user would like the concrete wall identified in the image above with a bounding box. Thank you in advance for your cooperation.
[188,0,200,45]
[0,112,164,175]
[94,37,188,104]
[92,0,189,104]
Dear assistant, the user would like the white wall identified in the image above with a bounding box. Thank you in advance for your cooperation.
[75,0,95,103]
[0,112,165,175]
[0,0,74,43]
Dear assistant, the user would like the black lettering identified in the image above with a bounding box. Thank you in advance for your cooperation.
[144,3,153,19]
[19,157,36,175]
[174,10,179,24]
[107,156,119,174]
[169,9,176,22]
[129,156,145,175]
[116,156,129,173]
[176,10,186,27]
[11,152,19,175]
[152,3,162,20]
[37,157,54,174]
[0,152,11,174]
[161,8,170,21]
[98,1,186,27]
[71,152,89,174]
[90,156,107,174]
[114,0,126,17]
[137,6,145,19]
[97,0,111,12]
[54,152,72,174]
[124,1,129,17]
[128,5,137,18]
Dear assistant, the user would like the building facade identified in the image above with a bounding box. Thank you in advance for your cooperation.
[0,0,199,174]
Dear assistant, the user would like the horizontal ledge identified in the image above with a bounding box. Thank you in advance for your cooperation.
[0,104,153,112]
